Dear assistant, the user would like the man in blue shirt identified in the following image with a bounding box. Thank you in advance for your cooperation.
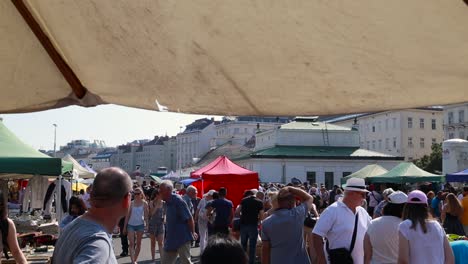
[206,187,233,236]
[431,191,444,219]
[160,180,197,264]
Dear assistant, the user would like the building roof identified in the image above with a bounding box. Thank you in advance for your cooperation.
[196,142,254,167]
[234,146,403,161]
[280,120,352,131]
[183,118,215,133]
[144,135,170,146]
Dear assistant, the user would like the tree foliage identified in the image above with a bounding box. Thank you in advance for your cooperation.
[414,143,442,174]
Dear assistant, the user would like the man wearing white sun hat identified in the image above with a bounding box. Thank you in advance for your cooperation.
[312,178,371,264]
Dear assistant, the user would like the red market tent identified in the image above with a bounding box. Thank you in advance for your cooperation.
[190,156,259,207]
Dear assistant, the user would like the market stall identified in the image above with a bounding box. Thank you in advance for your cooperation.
[446,169,468,183]
[341,164,389,185]
[368,162,445,184]
[0,120,63,262]
[191,156,259,207]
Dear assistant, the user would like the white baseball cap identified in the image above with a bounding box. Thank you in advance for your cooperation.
[387,191,408,204]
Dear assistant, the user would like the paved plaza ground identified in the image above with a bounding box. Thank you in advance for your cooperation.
[113,235,201,264]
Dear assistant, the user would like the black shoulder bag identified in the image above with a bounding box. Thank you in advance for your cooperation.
[326,212,359,264]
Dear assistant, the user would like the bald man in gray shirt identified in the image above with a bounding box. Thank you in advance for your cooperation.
[52,167,132,264]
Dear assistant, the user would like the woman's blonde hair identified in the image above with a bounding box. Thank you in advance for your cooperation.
[445,193,463,216]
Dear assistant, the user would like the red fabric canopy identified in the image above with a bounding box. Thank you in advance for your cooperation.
[190,156,259,207]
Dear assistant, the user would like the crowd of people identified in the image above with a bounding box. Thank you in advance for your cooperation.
[45,167,468,263]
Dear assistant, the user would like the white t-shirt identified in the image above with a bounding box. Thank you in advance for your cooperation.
[82,193,91,209]
[313,201,371,264]
[398,219,446,264]
[366,216,401,264]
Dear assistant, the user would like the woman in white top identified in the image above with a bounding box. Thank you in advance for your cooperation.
[124,187,149,264]
[364,191,406,264]
[397,190,454,264]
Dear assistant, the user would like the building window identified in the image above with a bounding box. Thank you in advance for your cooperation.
[408,117,413,128]
[378,139,382,150]
[244,128,248,133]
[408,157,414,161]
[306,172,316,185]
[460,131,465,140]
[432,138,437,145]
[372,125,375,133]
[366,141,370,149]
[385,138,389,149]
[378,121,381,132]
[325,172,334,190]
[420,138,425,148]
[420,118,424,129]
[459,110,465,123]
[449,133,454,139]
[431,119,436,130]
[234,128,239,134]
[448,112,454,124]
[372,140,376,150]
[408,137,413,148]
[385,119,389,130]
[342,172,352,177]
[392,118,397,129]
[393,137,397,148]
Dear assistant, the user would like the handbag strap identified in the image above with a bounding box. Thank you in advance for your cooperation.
[325,210,360,253]
[350,211,359,252]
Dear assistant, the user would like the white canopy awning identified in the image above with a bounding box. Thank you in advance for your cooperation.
[1,1,468,115]
[62,154,96,179]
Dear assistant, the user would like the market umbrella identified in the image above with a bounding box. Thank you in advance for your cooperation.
[368,162,445,184]
[72,182,88,192]
[2,1,468,116]
[341,164,388,185]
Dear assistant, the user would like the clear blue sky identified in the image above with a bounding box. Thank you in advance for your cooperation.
[1,105,219,151]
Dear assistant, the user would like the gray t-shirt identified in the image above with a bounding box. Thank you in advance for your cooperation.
[261,203,310,264]
[52,217,117,264]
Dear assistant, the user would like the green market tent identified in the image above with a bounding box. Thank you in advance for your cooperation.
[368,162,444,184]
[0,120,62,179]
[341,164,388,185]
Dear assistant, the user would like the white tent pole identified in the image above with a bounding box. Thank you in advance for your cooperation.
[57,174,62,234]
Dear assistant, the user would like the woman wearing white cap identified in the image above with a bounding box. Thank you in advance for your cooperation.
[364,191,406,264]
[397,190,454,264]
[195,189,215,253]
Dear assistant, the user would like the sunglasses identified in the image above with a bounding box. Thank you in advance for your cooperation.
[134,192,142,195]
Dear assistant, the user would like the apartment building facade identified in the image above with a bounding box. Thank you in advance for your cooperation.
[329,108,443,161]
[443,103,468,140]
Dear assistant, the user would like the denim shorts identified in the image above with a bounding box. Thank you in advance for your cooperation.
[127,224,144,232]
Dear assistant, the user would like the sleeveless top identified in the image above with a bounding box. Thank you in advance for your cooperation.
[128,203,145,226]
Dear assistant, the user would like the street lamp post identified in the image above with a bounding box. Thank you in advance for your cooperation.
[53,124,57,157]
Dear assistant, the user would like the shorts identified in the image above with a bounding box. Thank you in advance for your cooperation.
[127,224,144,232]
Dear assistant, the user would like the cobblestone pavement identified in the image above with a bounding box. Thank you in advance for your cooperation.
[113,235,201,264]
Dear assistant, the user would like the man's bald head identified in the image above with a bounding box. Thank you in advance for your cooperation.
[90,167,132,208]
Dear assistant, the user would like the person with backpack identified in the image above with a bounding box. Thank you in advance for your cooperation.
[367,185,383,216]
[0,190,26,263]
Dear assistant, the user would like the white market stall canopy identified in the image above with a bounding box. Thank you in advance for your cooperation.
[62,154,96,179]
[1,1,468,116]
